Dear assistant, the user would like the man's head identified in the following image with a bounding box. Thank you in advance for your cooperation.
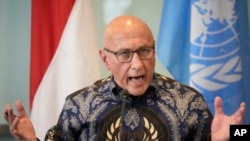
[99,15,155,96]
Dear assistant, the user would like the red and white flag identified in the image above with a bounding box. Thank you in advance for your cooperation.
[30,0,101,139]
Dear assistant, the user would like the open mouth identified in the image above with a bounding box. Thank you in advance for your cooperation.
[128,75,144,82]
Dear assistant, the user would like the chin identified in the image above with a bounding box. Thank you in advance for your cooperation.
[127,89,147,96]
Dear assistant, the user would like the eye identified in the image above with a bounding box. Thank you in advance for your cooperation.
[139,47,150,55]
[117,50,131,58]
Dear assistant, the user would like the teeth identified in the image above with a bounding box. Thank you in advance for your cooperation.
[131,76,143,81]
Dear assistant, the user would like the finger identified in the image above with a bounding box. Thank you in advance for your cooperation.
[3,104,10,121]
[15,100,27,117]
[214,96,224,116]
[233,102,246,124]
[6,105,16,125]
[9,116,19,133]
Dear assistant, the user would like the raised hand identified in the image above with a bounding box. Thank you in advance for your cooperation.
[3,100,37,140]
[211,96,246,141]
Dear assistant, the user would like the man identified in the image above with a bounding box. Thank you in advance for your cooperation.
[4,15,246,141]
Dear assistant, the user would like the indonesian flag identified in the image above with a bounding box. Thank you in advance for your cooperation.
[30,0,101,139]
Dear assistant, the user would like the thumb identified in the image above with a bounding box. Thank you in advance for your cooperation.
[15,100,27,117]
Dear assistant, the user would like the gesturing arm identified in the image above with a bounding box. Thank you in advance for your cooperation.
[4,100,37,140]
[211,96,246,141]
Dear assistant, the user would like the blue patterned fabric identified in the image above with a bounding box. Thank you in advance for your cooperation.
[45,73,213,141]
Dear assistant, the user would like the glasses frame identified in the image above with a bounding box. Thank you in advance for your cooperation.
[104,47,155,63]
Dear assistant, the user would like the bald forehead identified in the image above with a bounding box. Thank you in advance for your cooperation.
[106,15,148,29]
[104,15,154,46]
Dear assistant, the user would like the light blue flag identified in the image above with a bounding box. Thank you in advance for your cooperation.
[157,0,250,124]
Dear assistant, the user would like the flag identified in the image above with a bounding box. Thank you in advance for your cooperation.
[157,0,250,124]
[30,0,101,139]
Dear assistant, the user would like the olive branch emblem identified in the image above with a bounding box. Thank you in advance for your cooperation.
[190,56,242,91]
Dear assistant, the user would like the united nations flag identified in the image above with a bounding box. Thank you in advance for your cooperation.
[157,0,250,123]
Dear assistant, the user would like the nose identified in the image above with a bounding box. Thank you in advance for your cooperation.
[130,52,143,70]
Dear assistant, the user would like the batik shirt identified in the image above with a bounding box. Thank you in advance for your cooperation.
[45,73,213,141]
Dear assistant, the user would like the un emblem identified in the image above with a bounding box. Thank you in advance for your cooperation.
[189,0,242,101]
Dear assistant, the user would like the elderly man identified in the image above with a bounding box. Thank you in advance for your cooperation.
[4,15,245,141]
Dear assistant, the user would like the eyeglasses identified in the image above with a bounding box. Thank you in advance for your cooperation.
[104,47,155,63]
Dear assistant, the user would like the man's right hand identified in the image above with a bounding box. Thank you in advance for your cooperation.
[3,100,37,140]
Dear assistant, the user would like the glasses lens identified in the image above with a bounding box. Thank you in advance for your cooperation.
[138,47,153,58]
[117,50,132,62]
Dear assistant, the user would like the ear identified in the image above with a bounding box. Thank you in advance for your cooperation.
[99,49,110,70]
